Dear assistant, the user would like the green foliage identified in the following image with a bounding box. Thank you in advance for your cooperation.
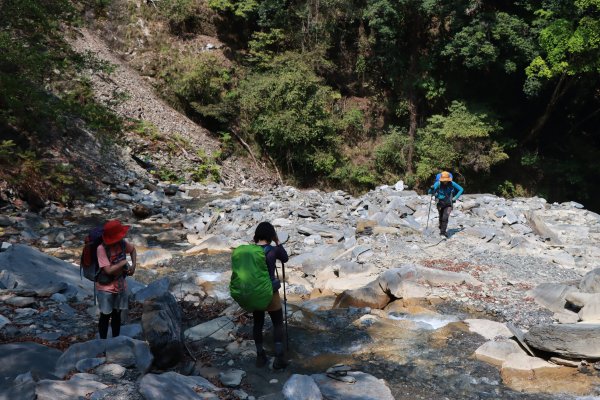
[374,127,409,174]
[162,54,233,122]
[236,52,341,179]
[330,164,377,192]
[248,29,286,66]
[415,101,508,182]
[0,140,16,160]
[496,180,527,199]
[208,0,259,18]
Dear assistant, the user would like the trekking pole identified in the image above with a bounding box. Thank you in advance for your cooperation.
[281,261,289,351]
[425,194,433,231]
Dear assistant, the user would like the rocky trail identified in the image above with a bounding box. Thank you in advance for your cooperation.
[1,176,600,399]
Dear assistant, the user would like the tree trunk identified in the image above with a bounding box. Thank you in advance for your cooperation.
[522,73,570,146]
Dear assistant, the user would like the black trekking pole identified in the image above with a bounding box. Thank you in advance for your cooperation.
[425,194,433,231]
[281,261,289,351]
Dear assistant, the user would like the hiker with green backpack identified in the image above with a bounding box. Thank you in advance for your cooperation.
[95,220,137,339]
[230,222,289,370]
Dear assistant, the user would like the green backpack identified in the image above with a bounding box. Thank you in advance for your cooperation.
[230,244,273,312]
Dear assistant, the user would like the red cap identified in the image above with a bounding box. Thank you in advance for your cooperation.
[102,220,130,244]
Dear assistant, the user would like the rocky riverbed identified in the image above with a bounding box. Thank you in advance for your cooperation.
[1,178,600,399]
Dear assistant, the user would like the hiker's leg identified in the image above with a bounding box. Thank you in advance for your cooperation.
[440,206,452,234]
[252,311,266,352]
[437,204,443,230]
[99,313,111,339]
[110,309,121,337]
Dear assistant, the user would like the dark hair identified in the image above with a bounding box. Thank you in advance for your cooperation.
[254,222,276,243]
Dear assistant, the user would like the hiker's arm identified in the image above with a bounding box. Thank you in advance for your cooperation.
[275,245,289,264]
[427,181,439,195]
[452,182,464,201]
[97,246,127,276]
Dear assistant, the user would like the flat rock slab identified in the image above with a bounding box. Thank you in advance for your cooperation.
[0,342,62,385]
[139,371,219,400]
[524,323,600,358]
[465,319,513,340]
[529,283,576,314]
[185,316,234,342]
[137,249,173,267]
[311,371,393,400]
[283,374,322,400]
[475,339,524,367]
[35,377,107,400]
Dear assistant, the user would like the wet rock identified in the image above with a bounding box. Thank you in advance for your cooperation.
[333,285,389,309]
[311,371,393,400]
[134,277,170,302]
[185,316,234,342]
[524,324,600,358]
[139,372,219,400]
[142,292,183,369]
[219,369,246,387]
[283,374,322,400]
[475,339,524,367]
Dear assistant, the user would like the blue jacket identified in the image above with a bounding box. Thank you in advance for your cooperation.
[428,181,464,204]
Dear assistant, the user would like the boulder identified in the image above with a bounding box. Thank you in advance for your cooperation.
[0,342,61,382]
[283,374,323,400]
[311,371,394,400]
[474,339,524,367]
[524,324,600,358]
[0,244,91,297]
[529,283,577,313]
[525,211,562,245]
[142,292,184,369]
[185,235,231,255]
[333,285,389,309]
[580,268,600,293]
[105,336,153,373]
[134,277,170,303]
[219,369,246,387]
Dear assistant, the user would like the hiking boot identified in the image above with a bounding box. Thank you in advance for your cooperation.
[440,231,448,238]
[256,350,268,367]
[272,355,288,370]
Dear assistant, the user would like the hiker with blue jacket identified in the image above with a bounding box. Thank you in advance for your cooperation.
[428,171,464,237]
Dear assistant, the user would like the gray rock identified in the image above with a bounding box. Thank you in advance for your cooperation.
[0,270,17,289]
[139,372,219,400]
[34,282,68,297]
[524,323,600,358]
[0,314,10,329]
[283,374,322,400]
[529,283,576,313]
[5,296,36,307]
[142,292,183,369]
[525,211,563,245]
[134,277,170,302]
[95,363,126,379]
[138,249,173,267]
[219,369,246,387]
[55,339,107,378]
[76,357,105,373]
[0,342,61,382]
[50,293,67,303]
[580,268,600,293]
[185,316,234,342]
[311,371,393,400]
[35,377,107,400]
[298,224,343,241]
[105,336,153,374]
[0,381,36,400]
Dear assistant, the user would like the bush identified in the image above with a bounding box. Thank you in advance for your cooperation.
[374,126,409,175]
[236,52,340,180]
[415,101,508,184]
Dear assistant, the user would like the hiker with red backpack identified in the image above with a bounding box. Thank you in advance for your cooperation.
[230,222,289,370]
[427,171,464,238]
[95,220,137,339]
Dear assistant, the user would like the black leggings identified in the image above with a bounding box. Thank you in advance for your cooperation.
[253,309,284,347]
[437,204,453,234]
[99,309,121,339]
